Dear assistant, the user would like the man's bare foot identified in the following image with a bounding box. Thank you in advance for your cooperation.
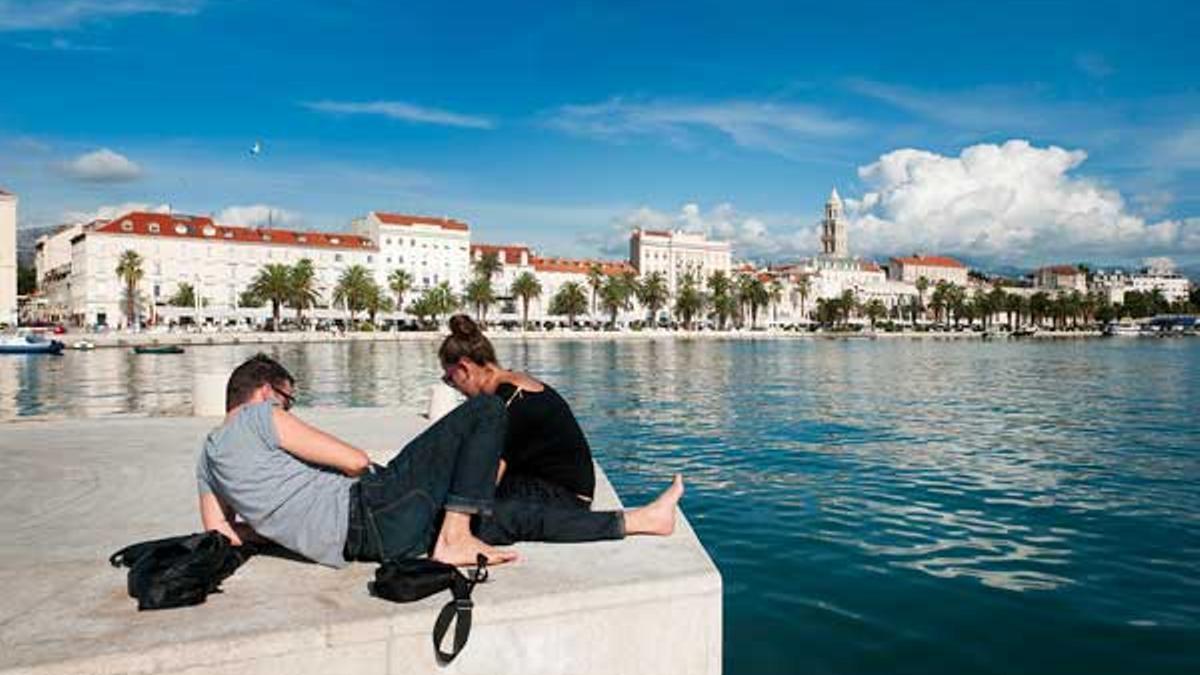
[624,474,684,536]
[431,532,519,567]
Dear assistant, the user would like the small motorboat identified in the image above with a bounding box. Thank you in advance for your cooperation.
[72,340,96,350]
[1011,325,1039,338]
[133,345,186,355]
[0,332,66,355]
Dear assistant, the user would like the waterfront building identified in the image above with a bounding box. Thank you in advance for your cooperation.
[350,211,471,294]
[48,211,375,327]
[1034,265,1088,294]
[820,188,849,257]
[630,228,731,297]
[32,223,85,323]
[1092,263,1192,304]
[0,189,16,326]
[887,254,969,287]
[469,243,535,318]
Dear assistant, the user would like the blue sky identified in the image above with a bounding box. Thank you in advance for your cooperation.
[2,0,1198,270]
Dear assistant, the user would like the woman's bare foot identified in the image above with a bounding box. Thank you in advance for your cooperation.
[432,531,519,567]
[623,474,684,536]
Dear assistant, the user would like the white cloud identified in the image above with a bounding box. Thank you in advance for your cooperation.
[547,97,860,156]
[303,100,494,129]
[1154,124,1200,169]
[846,139,1200,265]
[215,204,300,228]
[16,36,110,51]
[62,202,169,224]
[0,0,201,31]
[61,148,142,182]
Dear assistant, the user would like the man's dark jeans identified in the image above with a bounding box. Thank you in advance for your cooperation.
[345,394,507,562]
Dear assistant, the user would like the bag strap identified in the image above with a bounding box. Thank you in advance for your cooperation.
[431,554,488,665]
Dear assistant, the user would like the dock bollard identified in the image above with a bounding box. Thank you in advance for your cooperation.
[426,383,462,421]
[193,373,227,417]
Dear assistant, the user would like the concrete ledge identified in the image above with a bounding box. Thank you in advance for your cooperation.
[0,409,721,674]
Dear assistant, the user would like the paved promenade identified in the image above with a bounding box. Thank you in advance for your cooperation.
[0,407,721,675]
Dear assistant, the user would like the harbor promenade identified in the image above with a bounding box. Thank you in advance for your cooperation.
[0,407,722,675]
[55,327,1102,350]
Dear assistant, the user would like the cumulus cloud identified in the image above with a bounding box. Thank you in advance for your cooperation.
[216,204,301,228]
[846,139,1199,265]
[62,202,170,224]
[585,202,814,261]
[61,148,142,182]
[548,97,860,156]
[0,0,201,31]
[303,100,494,129]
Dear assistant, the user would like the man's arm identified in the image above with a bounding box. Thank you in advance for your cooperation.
[272,408,371,477]
[199,492,268,546]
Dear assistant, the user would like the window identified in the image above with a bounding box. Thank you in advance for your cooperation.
[335,254,343,262]
[367,255,373,263]
[330,237,340,245]
[175,223,189,235]
[147,222,160,234]
[297,235,307,243]
[202,225,216,237]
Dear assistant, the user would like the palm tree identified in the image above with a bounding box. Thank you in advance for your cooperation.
[333,264,373,324]
[839,289,858,327]
[586,263,605,322]
[474,251,502,280]
[767,278,783,327]
[465,276,495,324]
[599,274,634,327]
[707,271,733,330]
[674,274,706,329]
[388,269,413,315]
[746,277,770,328]
[510,271,542,331]
[793,274,811,322]
[549,281,589,328]
[864,298,887,330]
[734,273,755,328]
[168,282,196,308]
[1004,292,1023,330]
[289,258,320,326]
[1029,291,1052,327]
[250,263,292,329]
[429,281,459,325]
[363,282,393,325]
[915,276,930,322]
[115,249,144,328]
[637,272,669,325]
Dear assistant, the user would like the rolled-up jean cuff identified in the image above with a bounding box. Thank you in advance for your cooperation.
[445,494,493,516]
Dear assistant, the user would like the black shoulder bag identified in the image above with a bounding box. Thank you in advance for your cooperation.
[369,554,488,664]
[109,531,249,610]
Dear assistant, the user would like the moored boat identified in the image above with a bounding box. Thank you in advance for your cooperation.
[0,332,66,355]
[133,345,186,355]
[1011,325,1039,338]
[1102,321,1145,337]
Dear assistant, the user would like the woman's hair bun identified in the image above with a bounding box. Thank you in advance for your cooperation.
[448,314,480,339]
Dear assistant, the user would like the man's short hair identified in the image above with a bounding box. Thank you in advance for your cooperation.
[226,353,294,411]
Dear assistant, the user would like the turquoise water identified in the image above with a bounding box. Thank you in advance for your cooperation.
[3,338,1199,673]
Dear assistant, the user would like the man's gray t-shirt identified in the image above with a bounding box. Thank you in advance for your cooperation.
[196,401,355,568]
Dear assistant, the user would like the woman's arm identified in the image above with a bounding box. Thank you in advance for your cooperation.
[272,408,371,477]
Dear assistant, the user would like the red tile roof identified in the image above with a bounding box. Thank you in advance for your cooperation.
[93,212,376,250]
[373,211,469,232]
[860,261,883,272]
[890,255,966,269]
[471,243,532,265]
[531,256,633,275]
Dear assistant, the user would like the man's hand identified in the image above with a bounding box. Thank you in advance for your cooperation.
[199,491,245,545]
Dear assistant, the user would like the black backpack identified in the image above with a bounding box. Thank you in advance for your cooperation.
[369,554,488,664]
[109,532,248,610]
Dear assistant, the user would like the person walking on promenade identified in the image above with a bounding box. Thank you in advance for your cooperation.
[196,354,683,568]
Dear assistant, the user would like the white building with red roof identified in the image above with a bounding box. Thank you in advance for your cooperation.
[351,211,471,294]
[46,210,377,327]
[1033,264,1087,294]
[0,188,16,326]
[630,228,731,297]
[888,254,969,287]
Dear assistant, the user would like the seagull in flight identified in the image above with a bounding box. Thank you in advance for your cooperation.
[249,140,262,157]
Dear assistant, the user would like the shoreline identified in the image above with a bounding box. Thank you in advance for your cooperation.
[49,328,1114,349]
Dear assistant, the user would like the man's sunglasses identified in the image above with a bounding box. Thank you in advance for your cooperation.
[272,385,296,411]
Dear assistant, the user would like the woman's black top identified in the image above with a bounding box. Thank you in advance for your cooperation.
[495,381,595,499]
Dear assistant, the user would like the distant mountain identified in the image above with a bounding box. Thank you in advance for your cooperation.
[15,225,63,267]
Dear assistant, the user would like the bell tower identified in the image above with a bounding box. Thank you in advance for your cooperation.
[820,187,848,258]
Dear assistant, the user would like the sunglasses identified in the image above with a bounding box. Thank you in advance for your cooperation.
[272,385,296,411]
[441,365,461,389]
